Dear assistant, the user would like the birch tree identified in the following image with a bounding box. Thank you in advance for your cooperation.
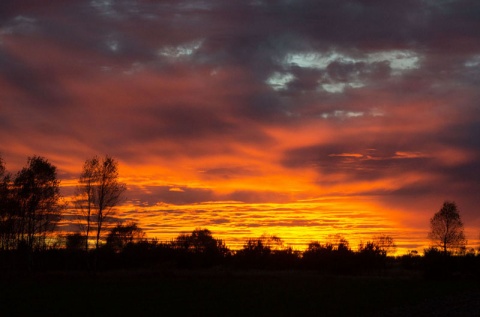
[76,155,126,251]
[75,157,99,251]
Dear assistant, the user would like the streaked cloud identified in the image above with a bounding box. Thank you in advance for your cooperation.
[1,0,480,252]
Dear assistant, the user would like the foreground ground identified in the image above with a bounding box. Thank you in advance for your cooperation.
[1,270,479,316]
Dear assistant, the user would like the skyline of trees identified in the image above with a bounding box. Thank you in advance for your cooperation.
[0,154,478,257]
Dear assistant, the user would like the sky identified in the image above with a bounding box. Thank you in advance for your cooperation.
[1,0,480,253]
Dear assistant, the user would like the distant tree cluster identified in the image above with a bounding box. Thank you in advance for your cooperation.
[60,228,400,273]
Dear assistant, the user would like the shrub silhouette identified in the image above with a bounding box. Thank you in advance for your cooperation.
[105,222,145,253]
[173,228,229,268]
[357,241,388,271]
[233,234,298,269]
[302,240,356,274]
[66,233,87,251]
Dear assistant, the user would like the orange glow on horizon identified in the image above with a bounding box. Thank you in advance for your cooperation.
[60,171,435,256]
[3,1,480,259]
[53,147,479,257]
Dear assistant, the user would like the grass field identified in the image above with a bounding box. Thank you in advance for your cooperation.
[1,270,479,316]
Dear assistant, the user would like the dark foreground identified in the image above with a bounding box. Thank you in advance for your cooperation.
[1,270,479,317]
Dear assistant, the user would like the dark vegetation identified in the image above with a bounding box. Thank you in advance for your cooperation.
[1,226,479,280]
[1,155,480,315]
[1,155,479,276]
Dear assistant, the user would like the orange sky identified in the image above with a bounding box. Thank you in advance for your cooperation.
[2,1,480,254]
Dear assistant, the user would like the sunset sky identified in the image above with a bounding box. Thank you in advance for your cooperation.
[1,0,480,253]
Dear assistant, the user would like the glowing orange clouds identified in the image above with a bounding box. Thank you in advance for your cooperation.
[2,1,480,256]
[111,197,409,253]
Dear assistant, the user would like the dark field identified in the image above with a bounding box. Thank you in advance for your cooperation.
[1,270,479,316]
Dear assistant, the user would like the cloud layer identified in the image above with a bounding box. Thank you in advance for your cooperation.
[2,0,480,251]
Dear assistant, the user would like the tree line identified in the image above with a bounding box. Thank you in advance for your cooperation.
[0,154,478,276]
[0,155,125,252]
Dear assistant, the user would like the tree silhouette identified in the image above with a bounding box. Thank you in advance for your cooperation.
[428,201,466,255]
[105,222,145,252]
[75,155,126,252]
[173,228,229,267]
[358,241,388,270]
[93,156,126,251]
[302,237,355,273]
[175,228,228,254]
[75,156,99,252]
[371,234,397,256]
[66,233,87,251]
[0,159,16,251]
[0,157,15,250]
[12,156,63,251]
[234,234,294,269]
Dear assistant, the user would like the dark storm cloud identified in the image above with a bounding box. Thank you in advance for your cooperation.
[2,1,479,98]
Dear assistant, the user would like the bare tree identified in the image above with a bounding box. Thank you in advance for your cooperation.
[75,156,99,251]
[428,201,466,255]
[372,234,397,256]
[76,155,126,252]
[94,156,126,250]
